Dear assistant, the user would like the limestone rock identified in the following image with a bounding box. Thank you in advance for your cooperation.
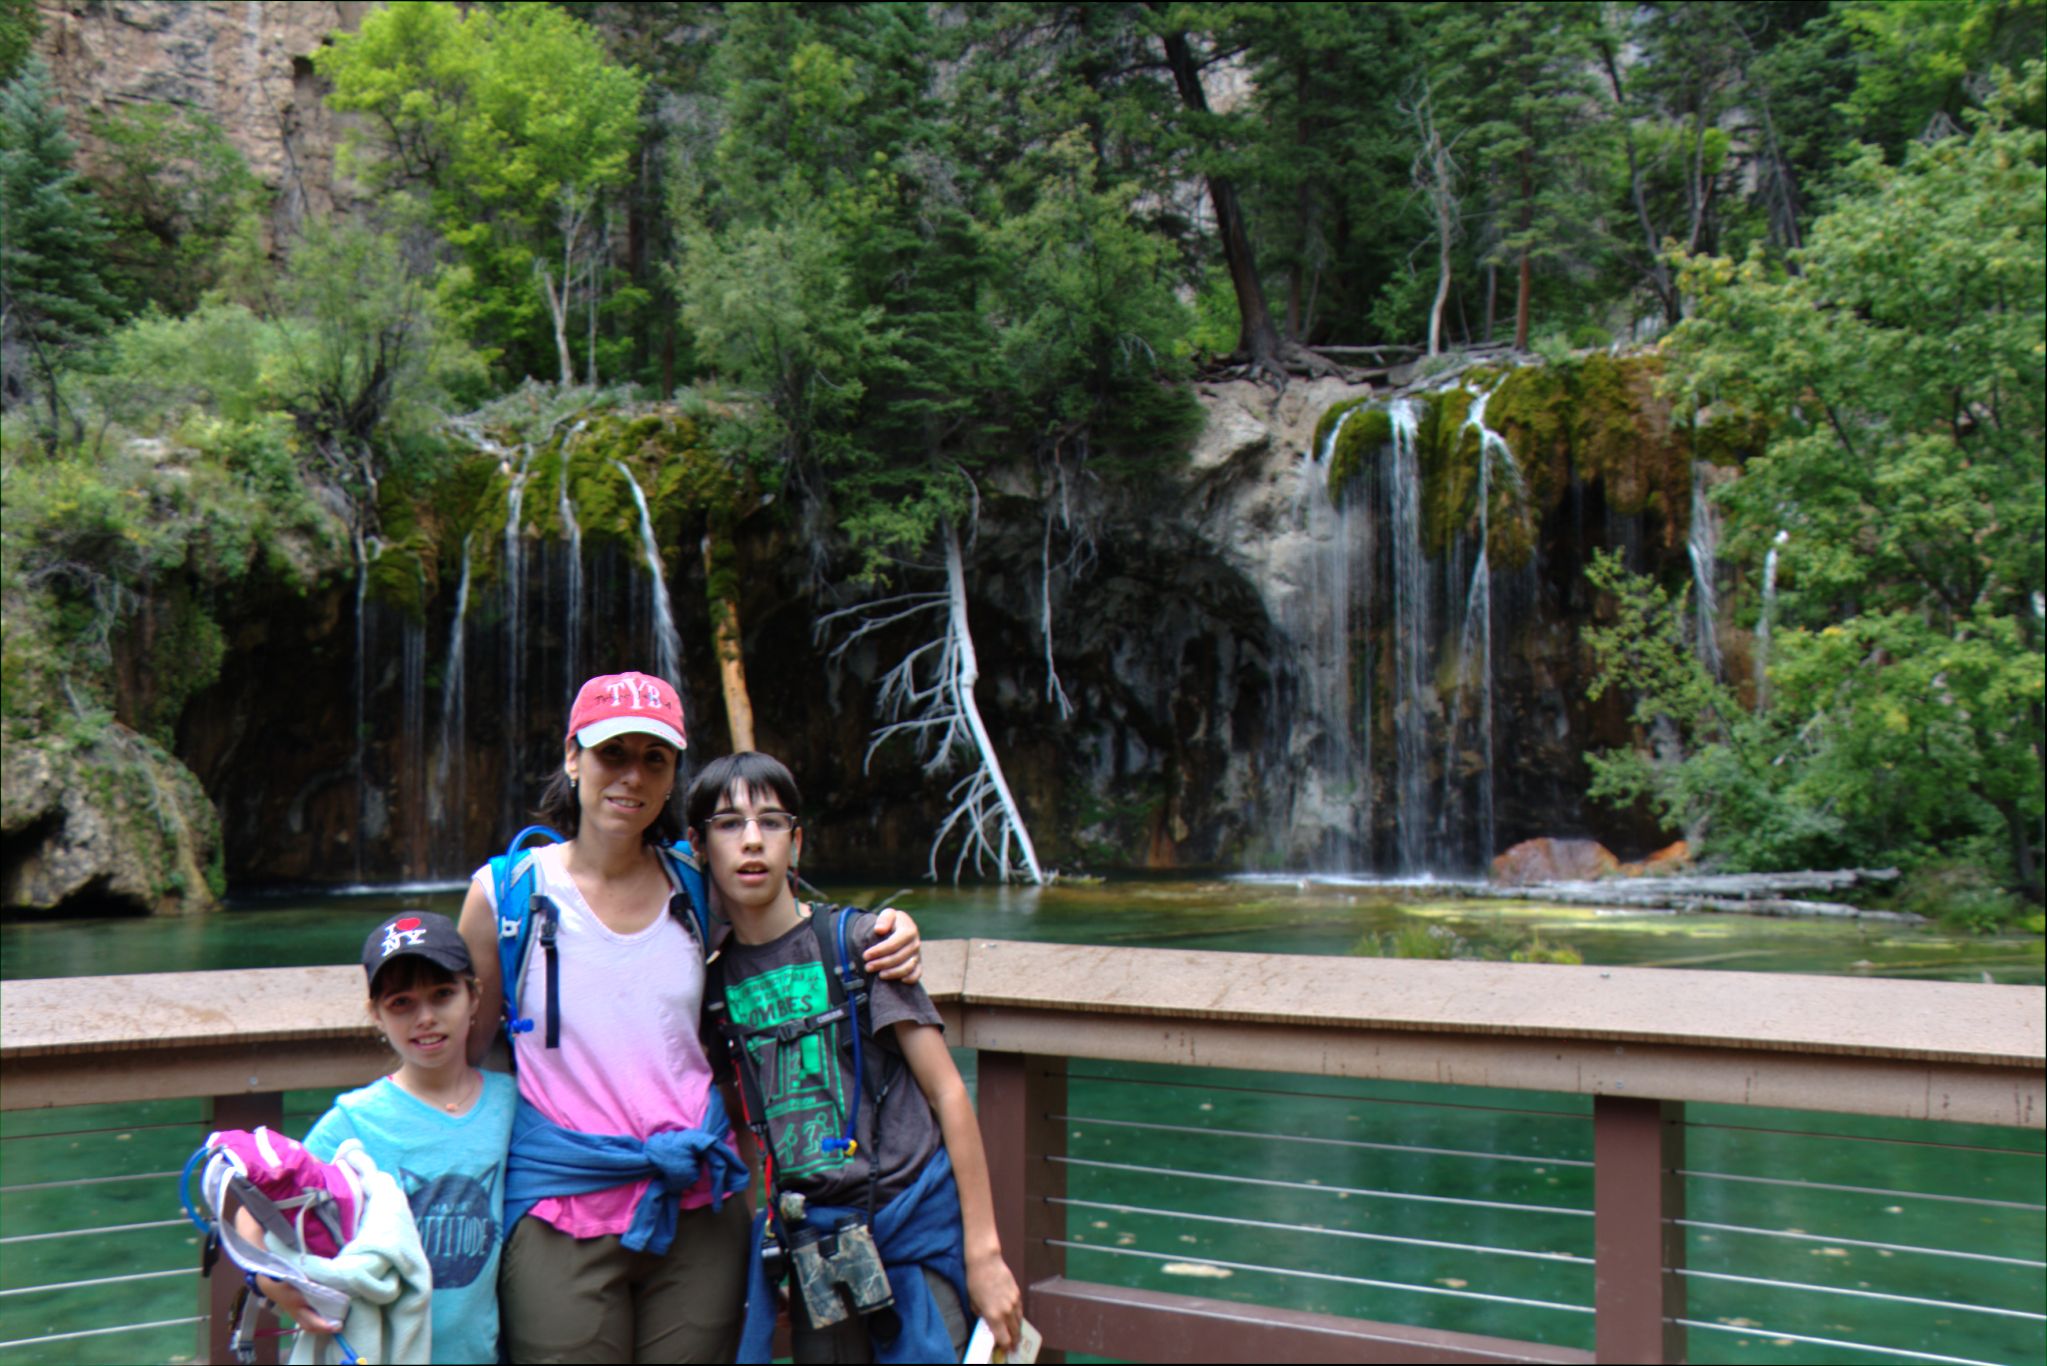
[1491,837,1621,885]
[2,723,222,915]
[1616,840,1693,877]
[33,1,374,244]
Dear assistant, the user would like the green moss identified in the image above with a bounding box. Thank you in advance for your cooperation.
[1412,387,1478,555]
[1574,353,1689,526]
[1326,406,1391,503]
[1311,396,1372,457]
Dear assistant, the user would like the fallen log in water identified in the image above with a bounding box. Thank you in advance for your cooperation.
[1457,868,1920,923]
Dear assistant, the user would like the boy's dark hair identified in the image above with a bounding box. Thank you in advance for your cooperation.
[534,743,686,846]
[684,751,803,834]
[369,954,472,1002]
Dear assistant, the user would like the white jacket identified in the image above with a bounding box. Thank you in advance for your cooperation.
[284,1141,434,1366]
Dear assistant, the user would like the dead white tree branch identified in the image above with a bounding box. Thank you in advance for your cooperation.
[827,521,1045,883]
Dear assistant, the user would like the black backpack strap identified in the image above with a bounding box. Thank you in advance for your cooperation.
[704,953,776,1157]
[535,895,561,1049]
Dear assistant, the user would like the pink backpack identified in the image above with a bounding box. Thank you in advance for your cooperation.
[199,1126,364,1257]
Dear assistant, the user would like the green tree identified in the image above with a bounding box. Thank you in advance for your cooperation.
[1424,1,1608,348]
[0,0,39,84]
[1836,0,2045,152]
[1641,69,2046,895]
[88,102,265,314]
[0,58,122,441]
[315,1,646,384]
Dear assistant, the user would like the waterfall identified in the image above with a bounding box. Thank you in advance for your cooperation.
[501,441,536,834]
[1386,399,1430,874]
[1444,390,1520,869]
[430,536,473,836]
[352,531,377,882]
[558,421,586,707]
[1755,529,1788,709]
[1687,461,1722,679]
[614,461,683,689]
[400,613,426,876]
[1286,408,1371,867]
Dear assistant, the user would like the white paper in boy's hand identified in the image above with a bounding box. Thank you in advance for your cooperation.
[964,1315,1041,1364]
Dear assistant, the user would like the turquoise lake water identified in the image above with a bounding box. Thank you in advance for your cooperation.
[1,878,2041,1364]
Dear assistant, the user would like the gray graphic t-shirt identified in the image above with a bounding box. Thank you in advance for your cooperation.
[708,908,943,1210]
[306,1071,516,1364]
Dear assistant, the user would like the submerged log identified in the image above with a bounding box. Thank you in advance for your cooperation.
[1462,868,1916,922]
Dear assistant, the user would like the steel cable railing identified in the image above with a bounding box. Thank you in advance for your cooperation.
[1050,1064,1598,1347]
[1673,1317,2014,1366]
[1052,1154,1596,1219]
[1042,1061,2043,1363]
[1670,1103,2044,1365]
[1052,1195,1594,1264]
[0,1316,206,1352]
[1674,1219,2047,1269]
[1043,1239,1598,1317]
[0,1096,335,1362]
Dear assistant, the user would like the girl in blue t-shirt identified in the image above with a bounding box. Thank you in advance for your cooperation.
[253,910,516,1363]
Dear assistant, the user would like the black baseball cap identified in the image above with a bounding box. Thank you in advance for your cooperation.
[362,910,472,988]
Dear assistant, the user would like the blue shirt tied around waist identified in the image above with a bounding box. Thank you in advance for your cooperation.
[737,1145,969,1365]
[501,1089,750,1255]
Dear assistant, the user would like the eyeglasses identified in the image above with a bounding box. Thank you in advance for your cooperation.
[706,812,797,839]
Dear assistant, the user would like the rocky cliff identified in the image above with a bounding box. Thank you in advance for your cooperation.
[33,0,369,241]
[2,357,1722,912]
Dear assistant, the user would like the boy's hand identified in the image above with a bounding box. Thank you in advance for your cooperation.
[863,907,922,984]
[966,1251,1023,1353]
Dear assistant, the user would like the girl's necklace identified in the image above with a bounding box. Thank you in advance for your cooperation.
[440,1070,480,1113]
[400,1068,480,1113]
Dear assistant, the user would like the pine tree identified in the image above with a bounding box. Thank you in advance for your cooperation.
[1423,1,1605,348]
[0,58,121,438]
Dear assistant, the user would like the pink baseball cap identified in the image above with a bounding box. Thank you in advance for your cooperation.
[568,671,688,750]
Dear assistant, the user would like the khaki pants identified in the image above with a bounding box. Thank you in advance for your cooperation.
[500,1198,751,1363]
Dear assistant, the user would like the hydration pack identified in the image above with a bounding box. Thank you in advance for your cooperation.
[704,907,902,1188]
[705,907,906,1330]
[490,824,713,1049]
[180,1130,369,1362]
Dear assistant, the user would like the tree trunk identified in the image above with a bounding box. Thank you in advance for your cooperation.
[1599,40,1680,324]
[1427,129,1454,357]
[537,262,574,389]
[702,524,755,753]
[1157,24,1283,377]
[2002,797,2043,905]
[944,522,1044,884]
[1514,143,1533,350]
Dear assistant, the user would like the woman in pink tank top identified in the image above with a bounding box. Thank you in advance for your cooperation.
[456,671,923,1363]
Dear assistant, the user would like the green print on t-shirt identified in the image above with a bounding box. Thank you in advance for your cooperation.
[725,960,852,1181]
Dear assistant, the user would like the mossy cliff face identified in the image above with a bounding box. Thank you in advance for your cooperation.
[1290,351,1764,865]
[1,430,352,915]
[177,405,760,889]
[9,366,1760,902]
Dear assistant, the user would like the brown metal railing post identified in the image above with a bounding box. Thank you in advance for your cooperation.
[204,1090,284,1366]
[978,1050,1068,1355]
[1594,1096,1686,1364]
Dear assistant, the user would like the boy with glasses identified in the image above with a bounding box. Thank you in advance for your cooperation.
[686,752,1022,1363]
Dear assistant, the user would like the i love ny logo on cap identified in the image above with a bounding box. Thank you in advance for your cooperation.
[362,910,471,984]
[568,671,687,750]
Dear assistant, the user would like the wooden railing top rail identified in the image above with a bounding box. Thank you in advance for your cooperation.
[931,940,2044,1067]
[5,942,2041,1126]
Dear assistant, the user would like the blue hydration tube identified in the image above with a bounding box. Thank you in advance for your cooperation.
[179,1142,217,1233]
[819,910,864,1157]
